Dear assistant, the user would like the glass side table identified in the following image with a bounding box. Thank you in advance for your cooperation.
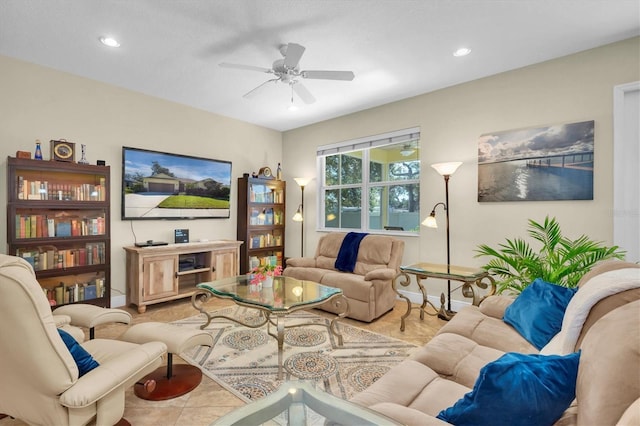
[212,381,401,426]
[393,262,496,330]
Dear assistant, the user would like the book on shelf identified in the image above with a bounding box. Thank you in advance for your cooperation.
[16,176,107,202]
[84,283,97,300]
[15,214,106,239]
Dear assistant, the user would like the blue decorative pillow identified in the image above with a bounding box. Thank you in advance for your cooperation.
[57,329,99,376]
[503,278,577,349]
[437,351,580,426]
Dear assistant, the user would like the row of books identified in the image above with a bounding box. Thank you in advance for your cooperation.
[249,208,284,226]
[15,214,106,239]
[249,188,283,203]
[249,233,283,249]
[18,243,106,271]
[45,279,106,306]
[17,176,107,201]
[248,253,282,270]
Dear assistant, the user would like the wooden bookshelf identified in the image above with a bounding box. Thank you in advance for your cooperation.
[6,157,111,307]
[236,174,286,274]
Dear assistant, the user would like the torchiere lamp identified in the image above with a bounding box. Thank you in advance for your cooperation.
[292,177,311,256]
[422,161,462,319]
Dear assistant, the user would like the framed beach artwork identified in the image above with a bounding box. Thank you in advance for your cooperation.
[477,120,594,202]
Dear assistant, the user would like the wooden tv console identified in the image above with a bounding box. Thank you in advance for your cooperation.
[124,240,242,313]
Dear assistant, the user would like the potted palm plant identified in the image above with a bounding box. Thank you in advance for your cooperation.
[475,216,625,294]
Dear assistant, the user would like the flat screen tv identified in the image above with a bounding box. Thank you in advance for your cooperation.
[122,147,232,220]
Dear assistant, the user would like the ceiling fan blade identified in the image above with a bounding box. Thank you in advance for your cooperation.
[283,43,306,70]
[243,78,279,99]
[292,82,316,104]
[301,70,355,81]
[219,62,272,73]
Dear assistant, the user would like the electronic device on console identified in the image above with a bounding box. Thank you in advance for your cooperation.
[174,229,189,244]
[134,240,169,248]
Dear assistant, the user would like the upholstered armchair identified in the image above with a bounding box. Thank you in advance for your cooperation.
[0,254,166,426]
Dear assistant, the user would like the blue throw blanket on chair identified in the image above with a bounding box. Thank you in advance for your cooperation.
[335,232,368,272]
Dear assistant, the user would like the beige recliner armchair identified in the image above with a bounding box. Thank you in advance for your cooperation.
[0,254,167,426]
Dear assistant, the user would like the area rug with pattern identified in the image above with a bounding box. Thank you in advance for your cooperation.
[174,306,418,403]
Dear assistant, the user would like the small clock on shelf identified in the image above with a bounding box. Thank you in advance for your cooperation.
[50,140,76,162]
[258,166,274,179]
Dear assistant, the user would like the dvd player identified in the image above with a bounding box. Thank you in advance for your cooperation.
[135,240,169,247]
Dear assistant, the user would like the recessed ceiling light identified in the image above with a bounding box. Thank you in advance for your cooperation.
[453,47,471,57]
[99,36,120,48]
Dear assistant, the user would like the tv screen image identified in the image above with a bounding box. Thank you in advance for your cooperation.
[122,147,232,220]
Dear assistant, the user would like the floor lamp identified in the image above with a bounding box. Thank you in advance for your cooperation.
[422,161,462,319]
[292,177,310,257]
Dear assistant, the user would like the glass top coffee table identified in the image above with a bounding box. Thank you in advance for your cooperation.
[192,275,349,379]
[212,380,400,425]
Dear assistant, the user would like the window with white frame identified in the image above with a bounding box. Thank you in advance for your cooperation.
[317,128,421,233]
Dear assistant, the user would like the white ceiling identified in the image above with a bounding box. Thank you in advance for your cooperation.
[1,1,638,132]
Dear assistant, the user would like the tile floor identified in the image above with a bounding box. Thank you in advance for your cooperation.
[1,297,444,425]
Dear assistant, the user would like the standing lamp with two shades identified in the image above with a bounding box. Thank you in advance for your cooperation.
[422,161,463,320]
[292,177,311,257]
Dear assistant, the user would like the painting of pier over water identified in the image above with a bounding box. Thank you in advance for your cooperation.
[478,120,594,202]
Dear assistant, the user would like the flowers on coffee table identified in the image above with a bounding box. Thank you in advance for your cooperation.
[250,264,283,285]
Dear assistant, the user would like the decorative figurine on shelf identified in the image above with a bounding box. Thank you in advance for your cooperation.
[78,144,89,164]
[34,140,43,160]
[276,162,282,180]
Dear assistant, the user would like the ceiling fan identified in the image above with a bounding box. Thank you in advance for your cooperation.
[219,43,355,104]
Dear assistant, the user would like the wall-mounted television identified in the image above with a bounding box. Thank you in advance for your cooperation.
[122,147,232,220]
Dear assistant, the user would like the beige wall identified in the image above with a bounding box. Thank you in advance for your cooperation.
[0,55,282,301]
[1,37,638,306]
[283,37,640,300]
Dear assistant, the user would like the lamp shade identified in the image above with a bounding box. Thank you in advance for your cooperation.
[431,162,462,176]
[292,205,303,222]
[294,177,311,187]
[422,214,438,228]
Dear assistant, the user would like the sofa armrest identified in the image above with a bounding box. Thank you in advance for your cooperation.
[478,295,516,319]
[364,268,397,281]
[59,341,166,408]
[285,257,317,268]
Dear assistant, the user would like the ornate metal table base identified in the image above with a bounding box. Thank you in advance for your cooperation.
[393,263,496,331]
[192,289,348,379]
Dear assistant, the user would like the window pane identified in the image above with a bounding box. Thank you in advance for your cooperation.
[369,143,419,182]
[369,161,383,183]
[369,184,420,231]
[369,187,383,230]
[389,183,420,231]
[324,189,339,228]
[341,154,362,185]
[325,155,339,186]
[389,159,420,181]
[340,188,361,229]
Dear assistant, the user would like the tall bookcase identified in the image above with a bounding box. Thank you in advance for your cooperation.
[6,157,111,308]
[237,174,286,274]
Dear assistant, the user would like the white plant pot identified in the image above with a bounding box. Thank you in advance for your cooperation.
[263,276,274,288]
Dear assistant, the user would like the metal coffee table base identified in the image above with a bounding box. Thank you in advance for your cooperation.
[192,290,349,379]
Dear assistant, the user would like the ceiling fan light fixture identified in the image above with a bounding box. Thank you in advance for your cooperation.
[400,145,415,157]
[288,85,298,111]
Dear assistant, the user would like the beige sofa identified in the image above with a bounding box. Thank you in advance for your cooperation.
[283,232,404,322]
[351,261,640,425]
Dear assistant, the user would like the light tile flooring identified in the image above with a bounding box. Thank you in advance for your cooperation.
[1,297,444,425]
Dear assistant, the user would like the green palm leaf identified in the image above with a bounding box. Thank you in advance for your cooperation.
[475,216,625,294]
